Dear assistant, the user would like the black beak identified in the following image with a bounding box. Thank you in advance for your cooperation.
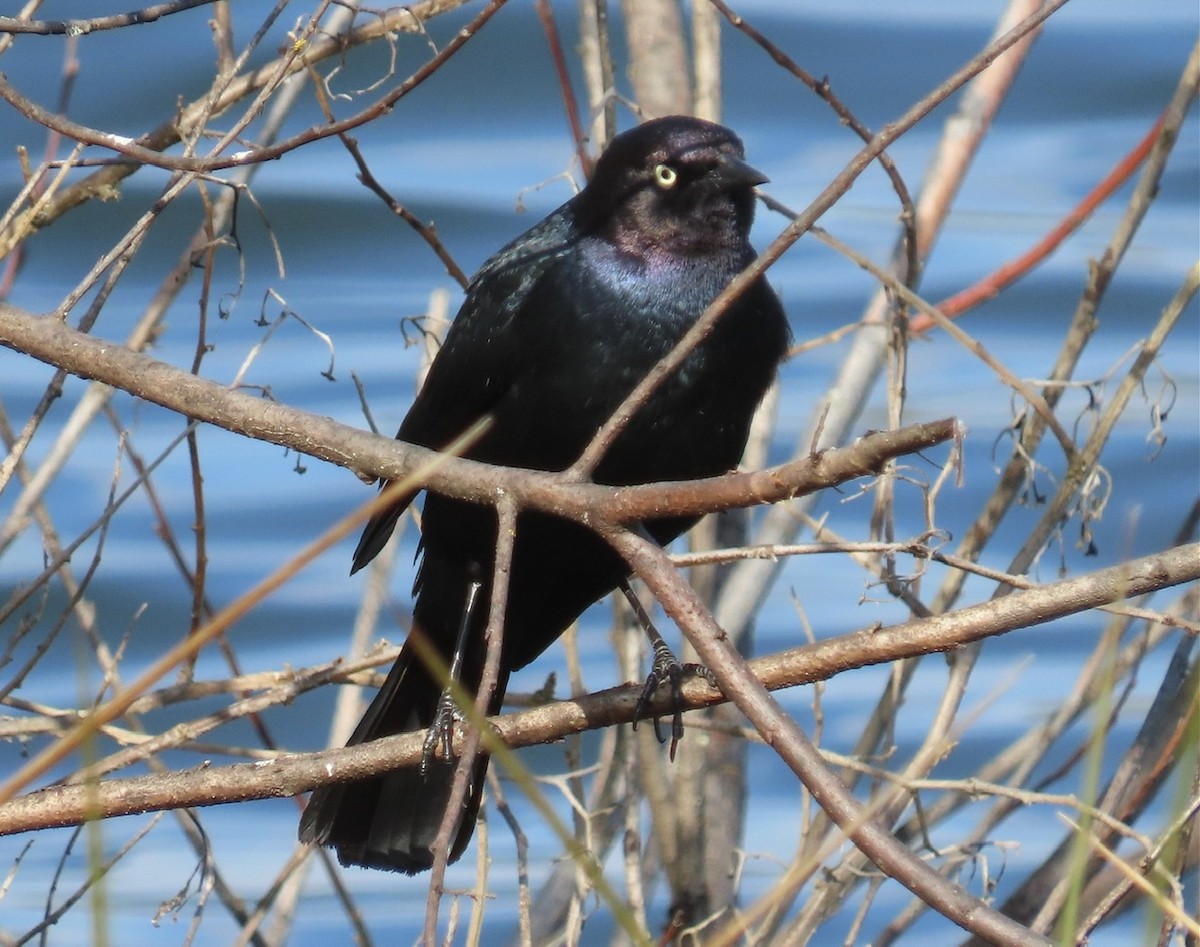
[712,153,769,189]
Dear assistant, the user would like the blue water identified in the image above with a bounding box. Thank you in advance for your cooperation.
[1,1,1197,944]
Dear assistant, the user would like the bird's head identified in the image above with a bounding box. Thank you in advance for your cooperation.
[574,116,766,261]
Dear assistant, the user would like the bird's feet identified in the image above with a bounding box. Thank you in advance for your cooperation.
[633,638,718,760]
[419,688,464,777]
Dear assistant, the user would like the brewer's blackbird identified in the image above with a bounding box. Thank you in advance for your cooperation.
[299,115,790,873]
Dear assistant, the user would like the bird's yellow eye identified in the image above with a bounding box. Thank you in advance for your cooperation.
[653,163,678,189]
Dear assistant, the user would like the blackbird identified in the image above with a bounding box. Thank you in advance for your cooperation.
[300,115,790,873]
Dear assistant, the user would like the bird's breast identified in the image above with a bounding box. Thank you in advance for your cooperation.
[491,240,777,483]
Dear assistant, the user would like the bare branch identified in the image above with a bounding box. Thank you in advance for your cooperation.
[0,299,956,532]
[7,543,1191,840]
[0,0,216,36]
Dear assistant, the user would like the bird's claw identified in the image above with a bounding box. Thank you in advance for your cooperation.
[633,642,717,760]
[419,689,464,777]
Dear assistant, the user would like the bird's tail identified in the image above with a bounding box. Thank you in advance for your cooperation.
[299,598,506,873]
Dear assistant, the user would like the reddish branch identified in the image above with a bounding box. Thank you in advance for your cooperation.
[912,109,1172,331]
[535,0,593,177]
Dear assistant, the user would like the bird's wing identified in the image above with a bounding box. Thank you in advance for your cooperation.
[350,208,578,573]
[397,208,577,448]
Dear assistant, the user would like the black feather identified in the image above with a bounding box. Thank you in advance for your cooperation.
[300,115,791,873]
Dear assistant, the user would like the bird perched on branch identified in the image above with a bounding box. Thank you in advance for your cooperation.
[300,115,790,873]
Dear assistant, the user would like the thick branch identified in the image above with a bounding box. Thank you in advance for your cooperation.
[0,300,954,525]
[605,533,1080,946]
[1,543,1191,836]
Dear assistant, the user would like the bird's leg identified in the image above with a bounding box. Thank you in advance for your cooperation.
[620,579,717,760]
[420,578,483,776]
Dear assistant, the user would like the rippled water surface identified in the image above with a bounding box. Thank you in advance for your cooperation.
[0,2,1196,944]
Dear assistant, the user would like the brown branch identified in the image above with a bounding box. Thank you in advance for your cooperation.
[0,0,215,35]
[601,537,1193,946]
[567,0,1069,481]
[338,133,470,290]
[0,0,475,255]
[913,108,1171,330]
[925,38,1200,637]
[0,1,506,175]
[975,635,1200,940]
[0,654,387,741]
[1008,259,1198,574]
[535,0,592,177]
[707,0,919,289]
[806,223,1082,463]
[0,288,952,814]
[1,543,1191,833]
[426,495,516,935]
[300,43,472,291]
[0,299,955,538]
